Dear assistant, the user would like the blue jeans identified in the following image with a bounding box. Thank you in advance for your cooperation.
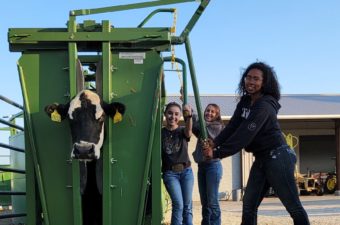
[198,160,223,225]
[242,145,310,225]
[163,167,194,225]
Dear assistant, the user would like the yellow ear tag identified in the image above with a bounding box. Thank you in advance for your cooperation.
[51,110,61,122]
[113,109,123,124]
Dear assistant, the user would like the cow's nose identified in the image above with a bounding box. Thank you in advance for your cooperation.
[73,143,95,160]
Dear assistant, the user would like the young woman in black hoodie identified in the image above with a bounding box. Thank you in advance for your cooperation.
[203,62,310,225]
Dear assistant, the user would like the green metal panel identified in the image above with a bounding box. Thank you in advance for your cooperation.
[106,50,162,225]
[18,51,73,225]
[9,132,26,224]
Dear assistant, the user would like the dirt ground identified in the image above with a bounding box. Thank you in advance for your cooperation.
[1,195,339,224]
[164,195,340,225]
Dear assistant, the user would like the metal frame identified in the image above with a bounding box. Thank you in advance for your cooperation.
[8,0,211,224]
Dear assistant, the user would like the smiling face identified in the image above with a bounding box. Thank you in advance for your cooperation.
[204,105,219,122]
[244,68,264,98]
[164,105,181,130]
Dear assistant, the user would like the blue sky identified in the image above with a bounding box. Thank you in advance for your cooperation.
[1,0,340,151]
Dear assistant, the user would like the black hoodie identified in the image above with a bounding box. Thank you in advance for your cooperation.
[213,95,286,159]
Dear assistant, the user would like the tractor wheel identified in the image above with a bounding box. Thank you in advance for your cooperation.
[324,175,337,194]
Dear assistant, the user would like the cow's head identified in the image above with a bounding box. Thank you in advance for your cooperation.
[45,90,125,161]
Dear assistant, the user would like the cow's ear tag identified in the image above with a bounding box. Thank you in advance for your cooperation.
[51,110,61,122]
[113,109,123,124]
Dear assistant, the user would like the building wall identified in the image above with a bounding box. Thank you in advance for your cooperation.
[184,120,337,202]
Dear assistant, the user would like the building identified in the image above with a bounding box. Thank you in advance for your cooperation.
[167,94,340,201]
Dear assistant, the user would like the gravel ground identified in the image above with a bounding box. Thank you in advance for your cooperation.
[164,195,340,225]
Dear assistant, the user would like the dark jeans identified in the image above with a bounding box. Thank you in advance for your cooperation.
[198,160,223,225]
[242,145,310,225]
[163,167,194,225]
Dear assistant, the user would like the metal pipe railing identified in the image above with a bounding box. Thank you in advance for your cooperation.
[0,118,24,131]
[138,8,175,28]
[0,213,26,219]
[0,143,25,153]
[184,36,207,140]
[162,56,187,104]
[0,167,25,174]
[0,191,26,195]
[0,95,23,110]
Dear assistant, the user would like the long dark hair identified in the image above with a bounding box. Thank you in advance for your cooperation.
[237,62,281,101]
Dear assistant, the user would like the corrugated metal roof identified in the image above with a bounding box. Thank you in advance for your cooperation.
[167,94,340,119]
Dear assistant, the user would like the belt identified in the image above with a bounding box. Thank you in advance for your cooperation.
[164,162,191,172]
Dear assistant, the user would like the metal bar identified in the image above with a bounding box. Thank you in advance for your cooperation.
[0,118,24,131]
[137,67,162,225]
[138,8,175,28]
[172,0,211,44]
[68,15,83,225]
[0,143,25,153]
[0,95,24,110]
[9,111,24,122]
[0,191,26,195]
[102,20,113,225]
[9,28,170,43]
[70,0,195,16]
[184,37,207,139]
[179,0,210,41]
[0,213,26,219]
[0,167,25,174]
[18,64,50,225]
[162,56,187,104]
[151,69,162,224]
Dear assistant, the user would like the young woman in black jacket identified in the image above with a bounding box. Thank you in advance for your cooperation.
[203,62,310,225]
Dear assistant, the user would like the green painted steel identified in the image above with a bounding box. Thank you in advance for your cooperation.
[70,0,195,16]
[9,132,26,224]
[162,57,188,104]
[67,16,83,225]
[138,8,176,28]
[8,1,210,224]
[185,37,208,140]
[18,63,51,225]
[18,52,72,225]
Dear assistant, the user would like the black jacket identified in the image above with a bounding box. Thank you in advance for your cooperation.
[213,95,286,159]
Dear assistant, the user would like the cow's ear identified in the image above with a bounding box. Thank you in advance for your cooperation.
[44,103,70,122]
[103,102,126,123]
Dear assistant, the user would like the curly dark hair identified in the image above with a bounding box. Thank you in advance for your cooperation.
[237,62,281,101]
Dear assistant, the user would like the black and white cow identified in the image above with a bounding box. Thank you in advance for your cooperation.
[45,90,125,161]
[45,89,125,225]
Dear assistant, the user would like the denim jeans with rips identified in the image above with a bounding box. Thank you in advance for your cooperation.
[163,167,194,225]
[241,145,310,225]
[198,160,223,225]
